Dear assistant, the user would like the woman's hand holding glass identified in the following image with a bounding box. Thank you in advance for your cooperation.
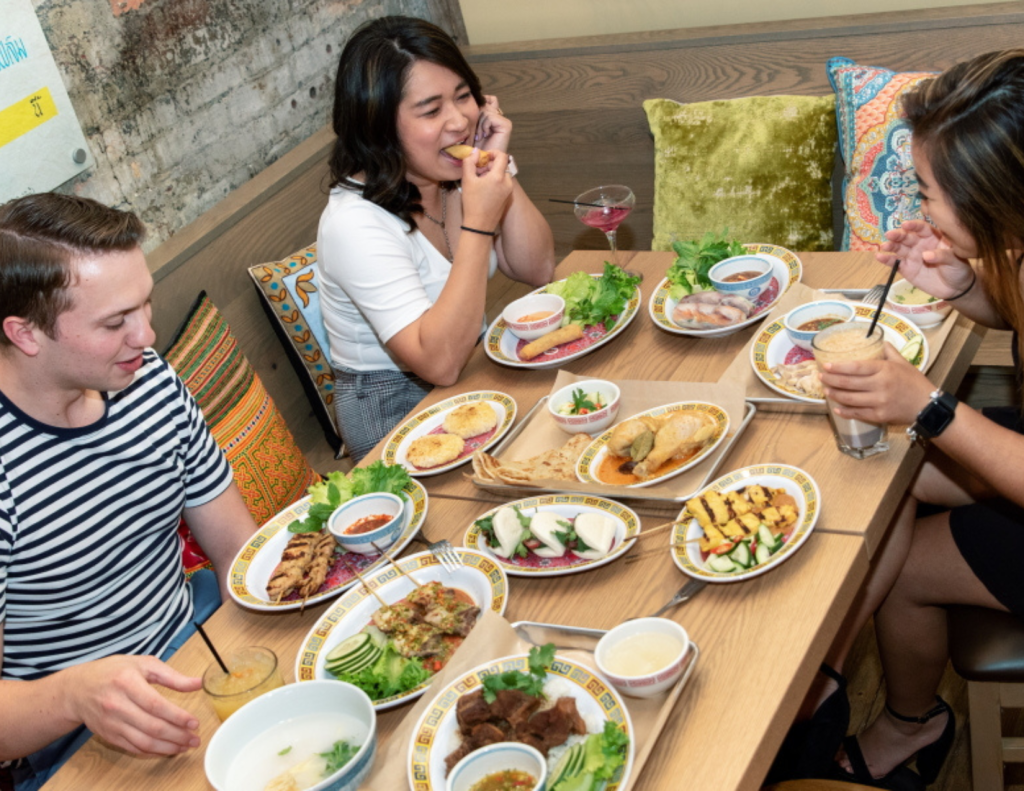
[876,219,975,300]
[819,343,934,427]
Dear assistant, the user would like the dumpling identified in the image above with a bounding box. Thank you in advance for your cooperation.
[491,507,525,558]
[572,513,616,560]
[528,511,568,558]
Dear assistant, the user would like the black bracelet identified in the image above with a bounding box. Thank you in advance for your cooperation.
[946,268,977,301]
[460,224,496,236]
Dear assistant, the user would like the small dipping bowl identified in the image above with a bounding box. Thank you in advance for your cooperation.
[205,680,377,791]
[783,300,857,352]
[595,617,690,698]
[885,279,952,328]
[708,255,774,302]
[447,741,548,791]
[502,294,565,341]
[328,491,405,555]
[548,379,621,435]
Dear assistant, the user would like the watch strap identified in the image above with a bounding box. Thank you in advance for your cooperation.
[906,389,958,443]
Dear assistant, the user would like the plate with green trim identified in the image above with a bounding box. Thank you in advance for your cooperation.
[672,464,821,582]
[464,493,640,577]
[750,303,929,404]
[383,391,516,476]
[649,243,802,337]
[227,478,428,611]
[576,402,729,488]
[408,652,635,791]
[294,549,508,710]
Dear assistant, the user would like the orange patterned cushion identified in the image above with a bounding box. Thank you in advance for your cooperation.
[165,293,319,573]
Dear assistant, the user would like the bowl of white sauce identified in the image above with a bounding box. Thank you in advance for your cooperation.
[205,680,376,791]
[594,617,690,698]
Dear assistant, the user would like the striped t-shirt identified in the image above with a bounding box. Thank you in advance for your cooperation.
[0,350,232,680]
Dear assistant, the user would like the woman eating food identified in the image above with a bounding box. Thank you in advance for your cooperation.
[770,49,1024,790]
[317,16,555,460]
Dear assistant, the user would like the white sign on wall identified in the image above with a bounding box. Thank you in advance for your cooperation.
[0,0,94,201]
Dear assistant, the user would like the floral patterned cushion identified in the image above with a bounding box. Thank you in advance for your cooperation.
[827,57,935,251]
[248,245,342,454]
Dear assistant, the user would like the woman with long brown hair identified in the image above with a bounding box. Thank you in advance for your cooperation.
[317,16,555,460]
[788,49,1024,789]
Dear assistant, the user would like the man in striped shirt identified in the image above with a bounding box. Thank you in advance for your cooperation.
[0,194,260,790]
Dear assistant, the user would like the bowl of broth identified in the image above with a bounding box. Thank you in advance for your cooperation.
[327,492,405,555]
[502,294,566,341]
[783,300,856,351]
[594,617,690,698]
[205,680,376,791]
[886,279,952,328]
[708,255,774,302]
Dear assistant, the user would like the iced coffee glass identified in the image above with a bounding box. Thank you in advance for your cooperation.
[812,322,889,459]
[201,646,284,721]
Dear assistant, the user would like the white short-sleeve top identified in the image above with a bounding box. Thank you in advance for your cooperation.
[317,186,498,372]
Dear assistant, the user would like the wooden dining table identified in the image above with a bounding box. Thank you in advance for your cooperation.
[45,249,984,791]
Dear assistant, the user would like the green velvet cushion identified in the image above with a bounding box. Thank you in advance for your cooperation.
[644,95,837,252]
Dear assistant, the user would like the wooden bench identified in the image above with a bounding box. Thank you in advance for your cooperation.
[145,3,1023,472]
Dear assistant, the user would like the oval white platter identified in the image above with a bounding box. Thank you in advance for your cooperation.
[672,464,821,582]
[463,493,640,577]
[294,549,508,710]
[648,243,803,337]
[227,479,428,611]
[383,391,517,477]
[408,653,635,791]
[485,276,641,369]
[750,303,930,404]
[576,402,730,488]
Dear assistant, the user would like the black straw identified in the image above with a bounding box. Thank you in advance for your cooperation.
[194,621,230,675]
[867,260,901,338]
[549,198,606,208]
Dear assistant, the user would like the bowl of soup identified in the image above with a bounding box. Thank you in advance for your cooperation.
[502,294,566,341]
[327,492,405,555]
[783,300,856,351]
[886,279,952,328]
[447,741,547,791]
[594,617,690,698]
[708,255,774,302]
[205,680,376,791]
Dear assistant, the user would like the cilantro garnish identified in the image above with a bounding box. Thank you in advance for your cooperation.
[481,643,555,704]
[319,739,359,774]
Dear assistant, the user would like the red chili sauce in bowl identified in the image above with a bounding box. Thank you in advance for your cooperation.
[344,513,394,535]
[722,271,762,283]
[796,317,845,332]
[469,770,537,791]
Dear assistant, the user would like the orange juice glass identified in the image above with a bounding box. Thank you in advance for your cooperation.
[201,646,284,721]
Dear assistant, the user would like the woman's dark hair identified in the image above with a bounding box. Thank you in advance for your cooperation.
[0,193,145,345]
[328,16,484,227]
[903,49,1024,388]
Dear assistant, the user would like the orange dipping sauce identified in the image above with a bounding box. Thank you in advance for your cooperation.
[597,447,703,485]
[518,310,554,323]
[344,513,393,535]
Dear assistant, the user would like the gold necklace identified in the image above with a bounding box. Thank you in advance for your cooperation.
[420,188,453,262]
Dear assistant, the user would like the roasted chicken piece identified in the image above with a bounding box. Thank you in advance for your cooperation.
[632,411,717,480]
[606,414,662,457]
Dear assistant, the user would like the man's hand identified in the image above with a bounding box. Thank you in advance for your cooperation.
[61,655,202,755]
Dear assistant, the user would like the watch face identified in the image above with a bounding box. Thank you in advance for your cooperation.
[917,394,957,439]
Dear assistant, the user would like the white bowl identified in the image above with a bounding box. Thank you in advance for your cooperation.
[205,680,376,791]
[328,492,404,555]
[547,379,622,435]
[886,279,952,328]
[783,300,857,351]
[594,617,690,698]
[502,294,566,341]
[708,255,774,302]
[447,741,547,791]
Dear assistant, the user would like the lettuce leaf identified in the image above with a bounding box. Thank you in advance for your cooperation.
[287,461,412,533]
[546,263,640,329]
[666,232,746,301]
[329,643,431,700]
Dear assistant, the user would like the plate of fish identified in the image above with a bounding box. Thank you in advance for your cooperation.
[576,402,729,488]
[383,391,516,476]
[463,494,640,577]
[672,464,821,582]
[228,479,428,611]
[485,268,642,370]
[294,549,508,710]
[750,303,930,403]
[648,243,803,337]
[408,647,634,791]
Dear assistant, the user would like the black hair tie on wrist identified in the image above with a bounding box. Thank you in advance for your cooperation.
[946,268,977,301]
[460,224,496,236]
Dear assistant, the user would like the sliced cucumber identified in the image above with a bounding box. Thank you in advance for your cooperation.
[757,523,775,547]
[900,338,923,366]
[729,541,752,568]
[327,646,381,675]
[550,742,587,787]
[325,633,381,675]
[754,543,773,565]
[707,555,737,573]
[326,633,371,664]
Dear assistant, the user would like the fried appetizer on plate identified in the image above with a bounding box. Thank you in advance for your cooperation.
[443,402,497,439]
[444,144,491,166]
[407,433,465,468]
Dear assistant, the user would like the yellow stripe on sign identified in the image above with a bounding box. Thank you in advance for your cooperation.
[0,87,59,148]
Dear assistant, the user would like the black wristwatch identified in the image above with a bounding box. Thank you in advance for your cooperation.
[906,389,959,444]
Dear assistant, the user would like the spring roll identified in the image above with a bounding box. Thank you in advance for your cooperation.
[444,144,491,167]
[519,323,584,360]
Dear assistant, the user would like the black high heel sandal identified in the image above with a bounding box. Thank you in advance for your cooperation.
[886,697,955,785]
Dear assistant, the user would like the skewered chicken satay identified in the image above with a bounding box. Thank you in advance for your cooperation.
[297,531,337,599]
[266,531,320,602]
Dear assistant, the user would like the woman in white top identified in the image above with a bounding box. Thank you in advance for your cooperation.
[317,16,555,460]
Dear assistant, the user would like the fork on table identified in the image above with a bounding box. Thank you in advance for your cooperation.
[823,283,886,303]
[421,535,464,574]
[647,579,708,618]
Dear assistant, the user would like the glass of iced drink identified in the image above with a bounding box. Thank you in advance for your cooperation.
[202,646,285,721]
[812,322,889,459]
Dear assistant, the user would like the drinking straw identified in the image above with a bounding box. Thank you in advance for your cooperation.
[867,260,901,338]
[194,621,230,675]
[548,198,606,208]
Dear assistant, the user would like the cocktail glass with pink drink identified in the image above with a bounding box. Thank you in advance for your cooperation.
[574,185,638,279]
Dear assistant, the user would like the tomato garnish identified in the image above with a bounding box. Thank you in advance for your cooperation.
[711,542,735,554]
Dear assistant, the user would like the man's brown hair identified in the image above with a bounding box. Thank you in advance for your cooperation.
[0,193,146,345]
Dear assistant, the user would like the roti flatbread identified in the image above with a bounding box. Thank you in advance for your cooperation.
[471,433,591,485]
